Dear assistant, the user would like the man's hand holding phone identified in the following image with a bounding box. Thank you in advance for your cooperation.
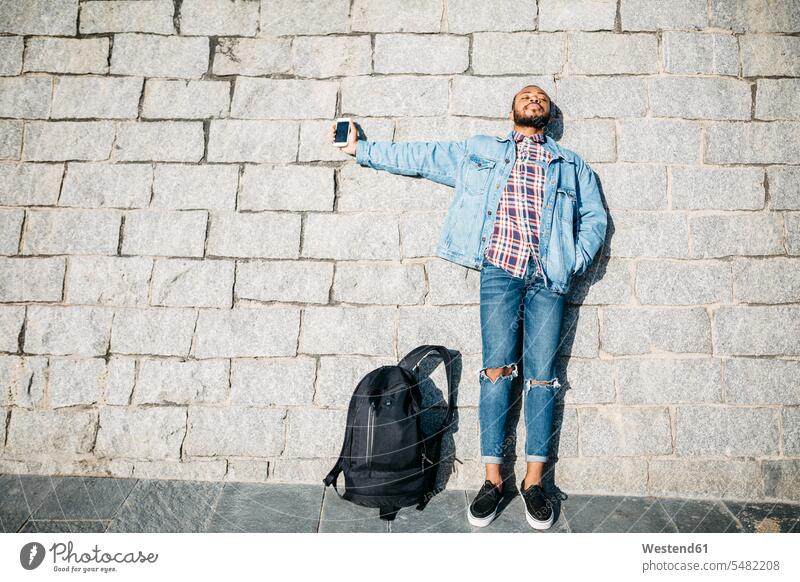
[330,118,358,157]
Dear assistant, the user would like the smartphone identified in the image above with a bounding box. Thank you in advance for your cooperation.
[333,117,351,147]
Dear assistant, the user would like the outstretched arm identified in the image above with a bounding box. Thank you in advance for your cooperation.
[354,139,467,188]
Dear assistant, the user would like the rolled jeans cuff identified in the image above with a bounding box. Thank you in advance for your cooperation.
[526,454,548,463]
[481,455,504,464]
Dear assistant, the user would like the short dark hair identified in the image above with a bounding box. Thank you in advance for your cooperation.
[511,86,549,111]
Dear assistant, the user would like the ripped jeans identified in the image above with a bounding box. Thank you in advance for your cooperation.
[478,253,565,464]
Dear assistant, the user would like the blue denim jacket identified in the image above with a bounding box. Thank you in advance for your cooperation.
[355,130,607,294]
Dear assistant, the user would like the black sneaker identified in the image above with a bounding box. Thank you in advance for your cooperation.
[519,479,554,530]
[468,480,503,527]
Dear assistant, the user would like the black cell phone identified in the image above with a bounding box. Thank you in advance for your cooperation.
[333,117,351,146]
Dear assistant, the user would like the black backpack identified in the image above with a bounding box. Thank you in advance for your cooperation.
[323,344,457,521]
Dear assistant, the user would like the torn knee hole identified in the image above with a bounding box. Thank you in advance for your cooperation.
[526,377,561,389]
[480,363,518,384]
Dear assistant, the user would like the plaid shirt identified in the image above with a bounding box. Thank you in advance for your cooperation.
[484,130,554,279]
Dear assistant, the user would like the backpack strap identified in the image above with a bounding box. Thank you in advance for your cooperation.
[398,345,458,431]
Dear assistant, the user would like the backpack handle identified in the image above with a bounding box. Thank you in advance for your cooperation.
[398,344,457,431]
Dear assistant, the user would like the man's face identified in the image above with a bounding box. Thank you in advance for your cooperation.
[510,86,551,129]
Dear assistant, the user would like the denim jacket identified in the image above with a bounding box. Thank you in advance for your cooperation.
[355,130,607,294]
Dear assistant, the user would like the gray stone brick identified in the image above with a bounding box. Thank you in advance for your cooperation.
[400,211,446,258]
[0,36,23,75]
[374,34,469,74]
[618,119,701,163]
[606,211,689,258]
[207,120,299,163]
[593,164,666,210]
[270,458,337,482]
[554,458,648,496]
[22,208,121,255]
[635,260,732,305]
[0,0,78,35]
[150,258,234,308]
[621,0,707,30]
[105,355,135,405]
[303,213,399,260]
[259,0,349,35]
[426,259,480,305]
[213,36,291,76]
[690,213,783,258]
[230,357,316,405]
[300,119,394,163]
[783,407,800,455]
[539,0,615,31]
[192,307,300,358]
[314,355,395,407]
[185,406,285,457]
[447,0,537,33]
[394,116,508,141]
[672,166,764,210]
[179,0,259,36]
[292,35,372,78]
[24,37,109,74]
[724,357,800,405]
[47,356,106,407]
[756,79,800,121]
[714,306,800,356]
[709,0,747,32]
[568,257,633,306]
[80,0,175,34]
[617,357,722,404]
[6,409,96,455]
[132,459,225,481]
[473,32,565,75]
[239,165,334,212]
[706,121,800,164]
[0,209,24,254]
[568,32,658,74]
[579,406,672,456]
[560,305,599,358]
[110,307,196,356]
[676,406,779,456]
[397,305,480,355]
[555,77,647,119]
[768,166,800,210]
[231,78,337,120]
[67,256,151,307]
[225,459,269,482]
[61,163,152,209]
[51,75,142,119]
[0,306,24,352]
[741,34,800,76]
[340,76,448,116]
[351,0,443,33]
[142,79,230,120]
[0,120,22,159]
[558,357,615,404]
[122,210,207,257]
[0,163,63,206]
[152,164,238,210]
[96,406,186,460]
[788,212,800,255]
[24,121,114,161]
[450,75,554,118]
[549,119,617,163]
[602,307,711,355]
[733,257,800,304]
[0,257,64,302]
[649,77,751,120]
[662,31,739,75]
[284,407,347,458]
[110,34,208,78]
[114,121,204,162]
[235,260,333,304]
[648,459,761,499]
[333,262,426,305]
[135,358,229,404]
[207,211,300,259]
[0,355,47,407]
[301,306,396,356]
[338,164,452,212]
[763,460,800,501]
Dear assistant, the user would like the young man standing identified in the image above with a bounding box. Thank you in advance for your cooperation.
[330,85,607,530]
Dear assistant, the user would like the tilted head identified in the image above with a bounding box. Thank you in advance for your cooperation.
[509,85,552,130]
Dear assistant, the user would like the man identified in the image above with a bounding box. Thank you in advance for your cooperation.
[329,85,607,529]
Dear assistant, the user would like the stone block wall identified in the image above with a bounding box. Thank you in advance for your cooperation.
[1,0,798,502]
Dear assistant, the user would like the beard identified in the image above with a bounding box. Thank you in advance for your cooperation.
[513,106,550,129]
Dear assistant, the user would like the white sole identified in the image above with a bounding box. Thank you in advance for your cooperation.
[520,492,554,530]
[467,507,497,528]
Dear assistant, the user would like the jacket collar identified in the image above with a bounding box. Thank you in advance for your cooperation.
[494,129,565,160]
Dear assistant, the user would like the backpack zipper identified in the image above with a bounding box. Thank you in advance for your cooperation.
[366,402,375,469]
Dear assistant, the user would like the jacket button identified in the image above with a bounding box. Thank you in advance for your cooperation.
[495,182,500,187]
[505,159,510,163]
[487,210,492,215]
[481,237,486,241]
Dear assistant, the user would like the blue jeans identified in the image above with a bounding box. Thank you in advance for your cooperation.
[478,253,566,464]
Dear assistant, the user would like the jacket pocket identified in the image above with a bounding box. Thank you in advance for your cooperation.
[462,154,497,196]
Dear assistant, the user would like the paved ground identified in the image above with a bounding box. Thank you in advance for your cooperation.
[1,474,797,533]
